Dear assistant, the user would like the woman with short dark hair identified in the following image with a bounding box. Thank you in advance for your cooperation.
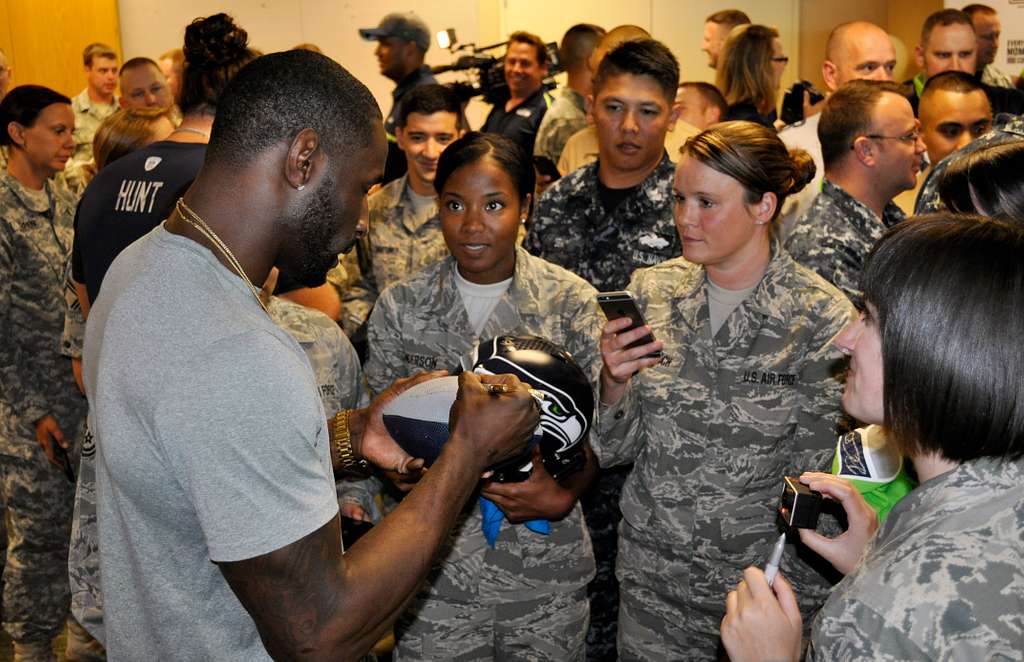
[366,131,603,660]
[722,214,1024,661]
[0,84,85,660]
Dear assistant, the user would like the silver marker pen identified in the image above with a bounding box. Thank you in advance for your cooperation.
[764,532,786,587]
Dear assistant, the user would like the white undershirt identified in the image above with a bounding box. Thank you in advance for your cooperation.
[454,268,513,336]
[707,278,756,337]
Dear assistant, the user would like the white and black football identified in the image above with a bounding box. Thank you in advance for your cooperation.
[381,376,460,466]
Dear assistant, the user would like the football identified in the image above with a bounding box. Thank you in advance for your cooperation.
[381,375,460,467]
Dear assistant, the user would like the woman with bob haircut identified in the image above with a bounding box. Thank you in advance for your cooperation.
[722,214,1024,661]
[598,120,855,659]
[717,25,787,128]
[0,84,88,660]
[938,140,1024,221]
[366,132,602,660]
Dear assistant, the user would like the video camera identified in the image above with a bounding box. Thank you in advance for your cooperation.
[430,29,562,105]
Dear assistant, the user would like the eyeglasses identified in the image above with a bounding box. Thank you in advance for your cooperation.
[861,129,921,144]
[771,56,789,65]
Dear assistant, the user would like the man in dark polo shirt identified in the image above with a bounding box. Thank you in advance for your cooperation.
[360,12,437,183]
[482,31,553,156]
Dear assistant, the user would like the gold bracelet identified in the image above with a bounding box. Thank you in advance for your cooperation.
[332,409,368,473]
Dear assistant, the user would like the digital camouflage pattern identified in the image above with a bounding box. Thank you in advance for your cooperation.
[785,179,905,308]
[366,247,602,660]
[915,112,1024,215]
[597,246,854,660]
[68,295,376,644]
[524,152,679,660]
[0,171,87,647]
[808,457,1024,661]
[70,89,118,165]
[524,153,679,292]
[328,175,448,335]
[533,87,588,166]
[395,587,589,662]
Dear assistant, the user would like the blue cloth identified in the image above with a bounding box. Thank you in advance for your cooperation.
[479,497,550,547]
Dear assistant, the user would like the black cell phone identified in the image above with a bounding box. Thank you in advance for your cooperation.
[533,155,562,182]
[54,443,76,484]
[596,291,662,358]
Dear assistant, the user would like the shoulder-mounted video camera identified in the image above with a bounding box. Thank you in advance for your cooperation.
[430,29,562,105]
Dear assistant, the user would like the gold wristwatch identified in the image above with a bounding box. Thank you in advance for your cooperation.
[331,409,369,473]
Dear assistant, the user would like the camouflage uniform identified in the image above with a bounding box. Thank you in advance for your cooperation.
[68,294,376,644]
[365,247,602,661]
[785,179,905,308]
[915,113,1024,214]
[70,89,117,165]
[328,175,448,335]
[525,152,678,660]
[526,153,678,293]
[807,457,1024,661]
[597,246,854,661]
[0,171,87,648]
[533,87,588,165]
[981,63,1016,89]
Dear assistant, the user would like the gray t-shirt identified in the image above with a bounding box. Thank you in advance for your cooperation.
[83,223,339,661]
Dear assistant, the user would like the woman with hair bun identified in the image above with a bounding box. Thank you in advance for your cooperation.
[597,120,855,659]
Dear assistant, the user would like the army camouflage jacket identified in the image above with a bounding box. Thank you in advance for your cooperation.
[597,246,854,626]
[365,247,602,602]
[329,174,448,335]
[71,88,118,164]
[808,457,1024,661]
[533,87,587,165]
[266,296,378,517]
[916,113,1024,215]
[0,172,86,457]
[525,153,679,292]
[786,179,905,308]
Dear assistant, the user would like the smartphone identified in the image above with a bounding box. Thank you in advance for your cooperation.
[596,291,662,358]
[54,444,76,484]
[533,155,562,182]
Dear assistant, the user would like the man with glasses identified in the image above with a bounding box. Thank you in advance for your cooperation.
[786,80,923,307]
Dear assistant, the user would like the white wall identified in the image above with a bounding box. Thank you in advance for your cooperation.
[118,0,800,126]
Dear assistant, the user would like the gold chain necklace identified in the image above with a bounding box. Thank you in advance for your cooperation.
[174,198,269,314]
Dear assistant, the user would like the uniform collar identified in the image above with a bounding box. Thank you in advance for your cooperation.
[0,171,53,214]
[821,179,904,231]
[435,246,541,330]
[673,240,794,328]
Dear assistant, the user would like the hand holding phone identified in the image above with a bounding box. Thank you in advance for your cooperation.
[597,291,662,359]
[597,291,665,405]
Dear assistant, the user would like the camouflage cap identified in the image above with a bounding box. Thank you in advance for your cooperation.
[359,13,431,53]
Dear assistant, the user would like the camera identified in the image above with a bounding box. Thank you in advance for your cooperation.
[780,80,826,125]
[779,476,823,529]
[430,29,561,105]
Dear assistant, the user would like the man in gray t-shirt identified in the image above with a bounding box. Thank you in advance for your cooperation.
[83,50,538,660]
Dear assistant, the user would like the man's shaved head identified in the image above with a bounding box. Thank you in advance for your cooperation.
[823,21,897,91]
